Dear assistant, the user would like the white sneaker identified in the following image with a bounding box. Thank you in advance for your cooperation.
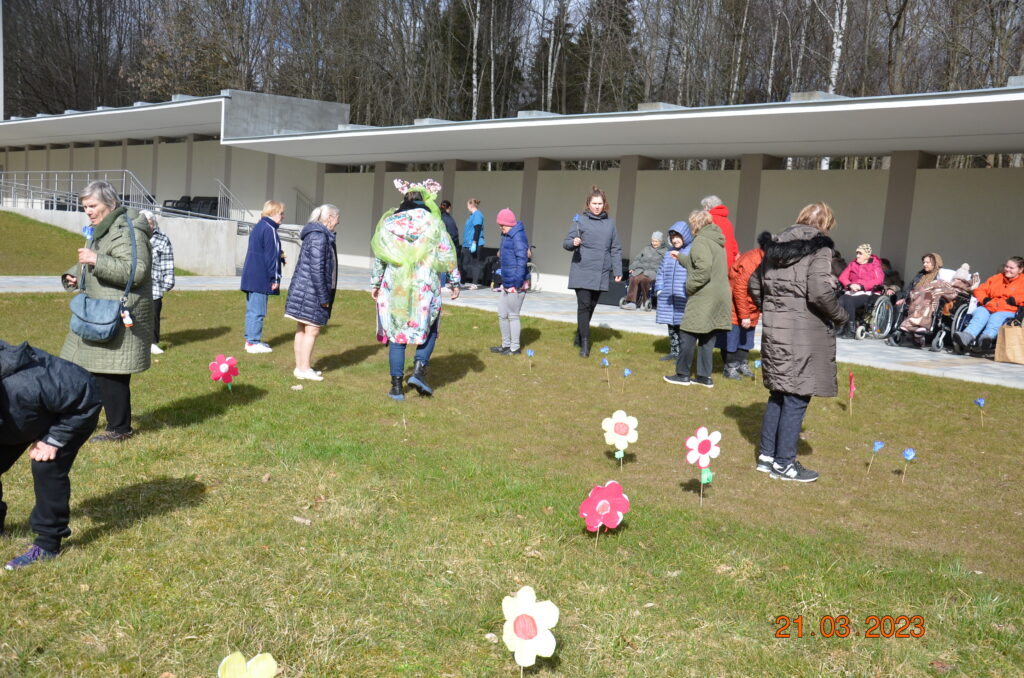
[150,344,164,355]
[246,342,273,354]
[293,368,324,381]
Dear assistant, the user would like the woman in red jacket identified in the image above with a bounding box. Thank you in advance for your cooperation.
[837,243,884,338]
[720,235,767,379]
[954,256,1024,350]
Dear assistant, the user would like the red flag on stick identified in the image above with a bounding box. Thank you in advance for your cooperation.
[848,371,856,416]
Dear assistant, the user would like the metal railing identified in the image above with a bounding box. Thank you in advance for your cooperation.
[216,178,256,223]
[0,170,242,223]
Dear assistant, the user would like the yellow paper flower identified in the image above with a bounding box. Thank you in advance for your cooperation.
[602,409,638,450]
[218,651,278,678]
[502,586,559,667]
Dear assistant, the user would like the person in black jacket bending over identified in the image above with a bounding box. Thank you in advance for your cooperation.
[0,339,101,570]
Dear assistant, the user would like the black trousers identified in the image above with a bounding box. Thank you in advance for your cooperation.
[152,297,163,343]
[676,330,717,379]
[839,293,875,321]
[575,289,602,342]
[93,372,132,434]
[0,431,88,552]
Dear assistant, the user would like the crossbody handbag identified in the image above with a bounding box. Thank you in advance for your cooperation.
[69,221,138,343]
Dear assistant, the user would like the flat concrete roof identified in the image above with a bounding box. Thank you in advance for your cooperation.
[0,96,225,146]
[223,87,1024,164]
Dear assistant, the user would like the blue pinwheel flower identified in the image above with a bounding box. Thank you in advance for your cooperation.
[902,448,916,461]
[873,441,885,453]
[975,398,985,408]
[754,360,762,368]
[526,349,535,358]
[599,346,610,354]
[601,358,609,367]
[82,225,94,239]
[623,368,632,377]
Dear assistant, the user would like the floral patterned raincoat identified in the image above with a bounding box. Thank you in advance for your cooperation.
[371,189,460,345]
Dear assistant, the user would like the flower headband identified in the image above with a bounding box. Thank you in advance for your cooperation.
[393,178,442,198]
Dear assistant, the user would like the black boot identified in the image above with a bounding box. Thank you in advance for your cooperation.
[572,330,581,347]
[845,321,858,339]
[388,375,404,401]
[408,360,433,396]
[580,338,591,357]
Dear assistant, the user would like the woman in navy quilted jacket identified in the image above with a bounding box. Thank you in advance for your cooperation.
[284,204,339,381]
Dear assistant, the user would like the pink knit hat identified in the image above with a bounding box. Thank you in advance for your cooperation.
[496,208,517,226]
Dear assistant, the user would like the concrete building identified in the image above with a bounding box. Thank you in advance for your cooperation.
[2,86,1023,288]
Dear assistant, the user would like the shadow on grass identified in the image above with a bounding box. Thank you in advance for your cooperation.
[71,475,206,547]
[137,384,267,431]
[590,326,624,343]
[650,336,670,353]
[427,352,486,388]
[316,343,385,371]
[679,479,703,494]
[265,331,293,348]
[580,523,631,539]
[520,327,541,347]
[161,325,229,347]
[723,402,814,458]
[603,450,637,465]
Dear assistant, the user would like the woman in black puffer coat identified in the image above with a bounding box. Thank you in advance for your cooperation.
[284,204,339,381]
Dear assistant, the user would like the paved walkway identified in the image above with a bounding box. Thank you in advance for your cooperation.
[4,267,1022,389]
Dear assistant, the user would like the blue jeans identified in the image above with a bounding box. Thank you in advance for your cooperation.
[389,318,440,377]
[759,391,812,466]
[964,307,1014,340]
[244,292,269,344]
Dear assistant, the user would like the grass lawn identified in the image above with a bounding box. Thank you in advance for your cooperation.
[0,211,193,276]
[0,288,1021,674]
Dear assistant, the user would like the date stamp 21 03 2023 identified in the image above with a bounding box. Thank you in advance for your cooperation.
[774,615,925,638]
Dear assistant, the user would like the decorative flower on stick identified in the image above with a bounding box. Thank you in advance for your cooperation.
[622,367,632,393]
[209,354,239,392]
[901,448,916,485]
[600,357,610,387]
[753,359,762,382]
[867,440,884,475]
[502,586,559,670]
[685,427,721,469]
[975,397,985,427]
[599,345,610,355]
[848,371,856,416]
[526,348,535,370]
[603,410,638,450]
[579,481,631,543]
[218,652,277,678]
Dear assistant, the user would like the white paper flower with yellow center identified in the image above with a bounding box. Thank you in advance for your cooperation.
[502,586,559,667]
[218,651,277,678]
[601,410,638,450]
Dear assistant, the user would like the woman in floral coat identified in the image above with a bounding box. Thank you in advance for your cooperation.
[371,179,460,401]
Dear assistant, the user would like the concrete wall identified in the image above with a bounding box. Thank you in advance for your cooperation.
[633,170,740,254]
[326,172,374,268]
[126,144,153,189]
[757,169,889,265]
[97,146,121,170]
[5,207,238,275]
[192,140,226,199]
[156,141,187,204]
[227,147,270,221]
[910,168,1024,279]
[275,155,318,224]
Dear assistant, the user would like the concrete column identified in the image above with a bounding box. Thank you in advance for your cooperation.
[23,146,29,170]
[3,147,8,172]
[314,163,325,205]
[442,159,477,203]
[265,154,276,204]
[520,157,559,243]
[372,161,407,236]
[615,155,658,255]
[223,145,232,188]
[151,137,161,199]
[736,154,784,249]
[184,134,194,196]
[93,142,100,170]
[121,140,128,170]
[881,151,935,278]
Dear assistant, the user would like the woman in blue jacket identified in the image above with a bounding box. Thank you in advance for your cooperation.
[461,198,485,288]
[284,204,339,381]
[489,208,530,355]
[240,200,286,353]
[653,223,694,361]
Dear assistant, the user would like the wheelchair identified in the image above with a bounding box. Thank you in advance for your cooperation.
[619,275,654,311]
[887,291,972,351]
[841,292,889,339]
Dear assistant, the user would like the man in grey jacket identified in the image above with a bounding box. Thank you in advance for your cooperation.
[622,231,666,309]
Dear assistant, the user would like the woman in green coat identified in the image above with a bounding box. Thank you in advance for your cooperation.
[61,181,152,442]
[663,209,731,387]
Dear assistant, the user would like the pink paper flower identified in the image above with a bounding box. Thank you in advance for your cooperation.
[502,586,559,668]
[209,354,239,384]
[579,481,630,532]
[602,410,638,450]
[685,426,721,469]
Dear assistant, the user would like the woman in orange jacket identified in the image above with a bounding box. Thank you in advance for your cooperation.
[954,256,1024,350]
[719,234,768,379]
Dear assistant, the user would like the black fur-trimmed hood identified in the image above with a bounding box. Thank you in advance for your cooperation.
[760,225,835,268]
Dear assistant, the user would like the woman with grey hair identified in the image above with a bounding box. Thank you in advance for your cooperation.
[60,180,152,442]
[284,204,339,380]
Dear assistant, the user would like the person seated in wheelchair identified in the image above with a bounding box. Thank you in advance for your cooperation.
[886,252,943,306]
[895,263,974,347]
[954,256,1024,353]
[621,231,666,310]
[836,243,884,338]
